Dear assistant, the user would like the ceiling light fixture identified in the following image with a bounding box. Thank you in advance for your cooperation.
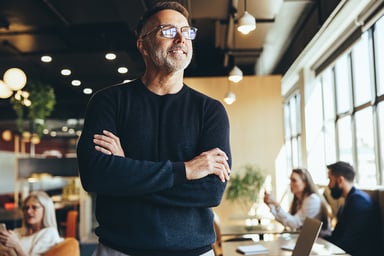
[0,80,13,99]
[61,69,71,76]
[118,67,128,74]
[3,67,27,90]
[105,53,116,60]
[41,55,52,63]
[71,80,81,86]
[237,0,256,35]
[228,65,243,83]
[83,88,93,94]
[224,91,236,105]
[228,20,243,83]
[0,67,27,98]
[224,80,236,105]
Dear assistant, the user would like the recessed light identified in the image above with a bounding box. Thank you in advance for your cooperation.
[71,80,81,86]
[118,67,128,74]
[41,55,52,63]
[61,69,71,76]
[83,88,93,94]
[105,53,116,60]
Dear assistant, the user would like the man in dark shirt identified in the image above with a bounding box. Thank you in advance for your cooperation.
[76,1,231,256]
[325,161,380,256]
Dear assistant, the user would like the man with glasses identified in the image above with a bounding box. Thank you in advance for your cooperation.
[77,1,231,256]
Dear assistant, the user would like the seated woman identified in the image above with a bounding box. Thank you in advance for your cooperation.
[0,191,63,256]
[264,168,331,236]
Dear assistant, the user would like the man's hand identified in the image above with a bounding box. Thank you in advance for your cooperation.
[184,148,231,182]
[93,130,125,157]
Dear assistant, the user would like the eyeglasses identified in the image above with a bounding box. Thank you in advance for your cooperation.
[140,24,198,40]
[22,205,43,211]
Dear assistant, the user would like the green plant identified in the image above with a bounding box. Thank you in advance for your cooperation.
[10,80,56,136]
[226,164,266,213]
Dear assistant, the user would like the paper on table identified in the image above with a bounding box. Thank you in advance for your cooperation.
[236,244,269,255]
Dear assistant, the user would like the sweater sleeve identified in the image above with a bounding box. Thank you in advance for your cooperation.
[27,227,63,256]
[144,99,231,208]
[271,194,321,230]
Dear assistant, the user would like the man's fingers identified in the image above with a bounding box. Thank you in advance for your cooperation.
[95,145,112,155]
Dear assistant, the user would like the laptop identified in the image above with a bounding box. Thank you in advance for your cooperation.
[281,217,323,256]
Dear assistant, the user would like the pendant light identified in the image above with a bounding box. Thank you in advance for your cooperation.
[224,91,236,105]
[228,66,243,83]
[228,18,243,83]
[3,67,27,91]
[224,81,236,105]
[237,0,256,35]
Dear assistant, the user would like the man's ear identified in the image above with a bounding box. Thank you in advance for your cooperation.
[137,39,148,56]
[337,175,345,186]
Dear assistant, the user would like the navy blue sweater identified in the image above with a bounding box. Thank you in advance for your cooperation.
[77,80,231,255]
[325,187,380,256]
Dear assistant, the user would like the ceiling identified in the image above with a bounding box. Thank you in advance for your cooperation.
[0,0,334,134]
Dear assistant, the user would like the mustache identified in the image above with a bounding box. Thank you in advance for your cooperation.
[168,45,187,53]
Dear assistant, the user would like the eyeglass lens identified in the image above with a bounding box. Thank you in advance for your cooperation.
[23,205,42,211]
[161,26,197,40]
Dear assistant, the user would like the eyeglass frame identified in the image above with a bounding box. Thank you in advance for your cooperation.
[140,24,198,40]
[22,205,43,211]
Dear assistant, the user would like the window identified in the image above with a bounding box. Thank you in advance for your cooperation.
[375,16,384,96]
[336,116,353,164]
[284,93,302,169]
[284,14,384,186]
[378,102,384,184]
[354,107,376,186]
[335,54,352,114]
[352,33,373,106]
[322,69,337,164]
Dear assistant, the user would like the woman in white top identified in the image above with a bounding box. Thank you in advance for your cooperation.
[0,191,63,256]
[264,168,331,236]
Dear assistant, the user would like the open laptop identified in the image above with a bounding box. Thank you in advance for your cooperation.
[281,217,323,256]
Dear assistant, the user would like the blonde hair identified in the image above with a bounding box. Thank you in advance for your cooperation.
[21,191,57,232]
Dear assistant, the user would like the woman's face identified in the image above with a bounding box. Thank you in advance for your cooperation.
[23,197,44,227]
[290,172,306,197]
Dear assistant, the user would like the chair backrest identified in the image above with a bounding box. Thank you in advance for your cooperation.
[212,217,223,256]
[292,217,322,256]
[65,210,78,238]
[44,237,80,256]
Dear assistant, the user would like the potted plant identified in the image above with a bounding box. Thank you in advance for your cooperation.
[226,164,266,216]
[10,80,56,138]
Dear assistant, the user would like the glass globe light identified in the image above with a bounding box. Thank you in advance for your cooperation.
[3,68,27,91]
[0,80,13,99]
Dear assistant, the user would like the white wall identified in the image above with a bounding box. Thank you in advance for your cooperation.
[0,151,16,194]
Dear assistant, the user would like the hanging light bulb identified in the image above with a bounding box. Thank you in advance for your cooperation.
[237,0,256,35]
[237,11,256,34]
[0,80,13,99]
[3,68,27,91]
[228,65,243,83]
[224,91,236,105]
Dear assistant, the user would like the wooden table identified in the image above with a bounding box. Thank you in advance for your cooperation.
[222,233,350,256]
[220,219,287,241]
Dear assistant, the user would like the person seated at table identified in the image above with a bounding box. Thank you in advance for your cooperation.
[323,161,380,256]
[0,191,63,256]
[264,168,331,235]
